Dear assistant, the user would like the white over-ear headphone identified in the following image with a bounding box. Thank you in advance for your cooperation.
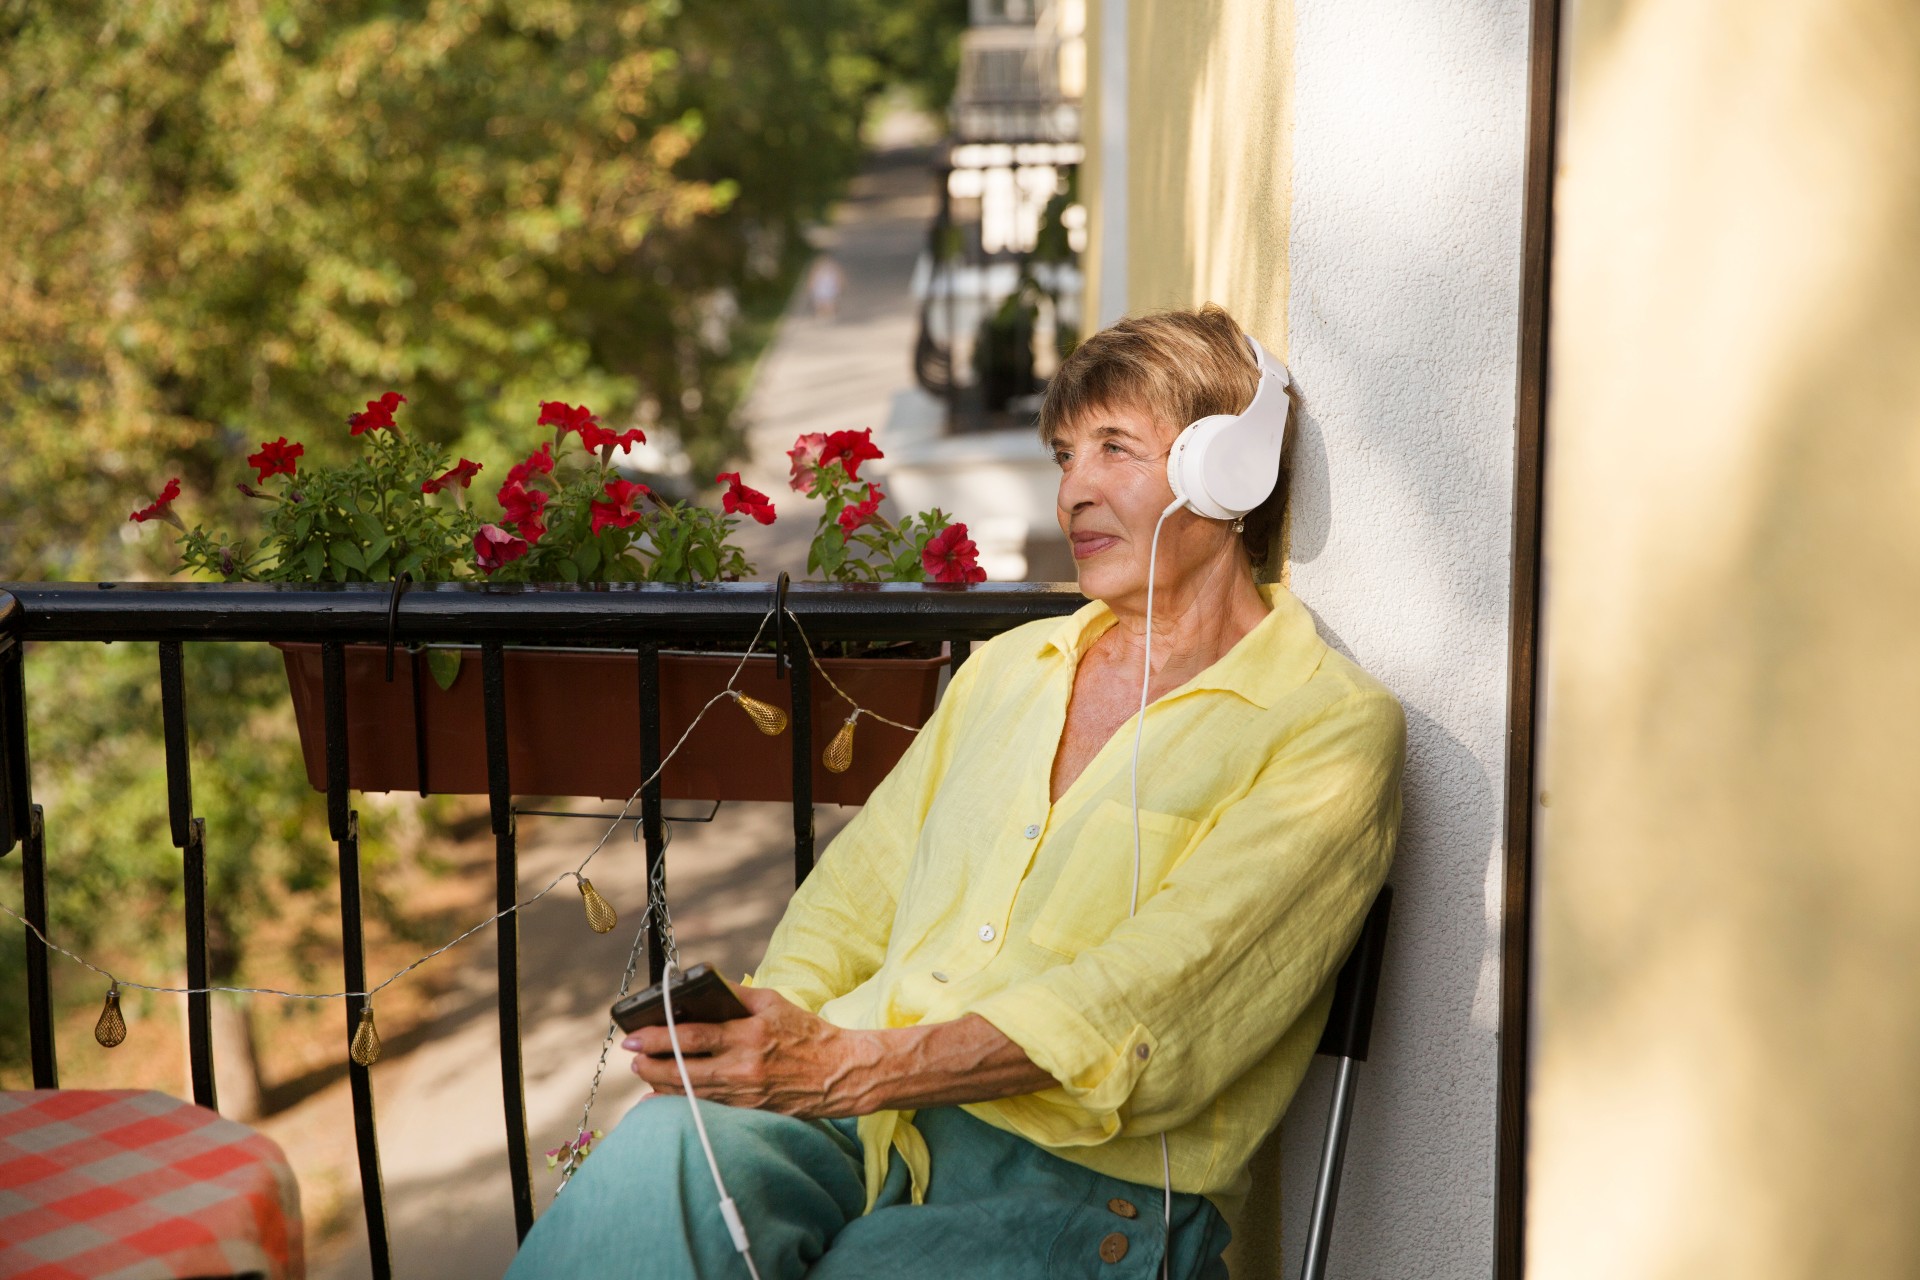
[1164,335,1292,521]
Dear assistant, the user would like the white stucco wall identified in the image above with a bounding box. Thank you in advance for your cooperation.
[1275,3,1530,1277]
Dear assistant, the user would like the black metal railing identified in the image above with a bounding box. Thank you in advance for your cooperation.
[0,580,1083,1278]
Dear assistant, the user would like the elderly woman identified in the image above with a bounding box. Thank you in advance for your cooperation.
[508,306,1403,1279]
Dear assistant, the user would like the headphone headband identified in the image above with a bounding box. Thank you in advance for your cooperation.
[1165,334,1293,521]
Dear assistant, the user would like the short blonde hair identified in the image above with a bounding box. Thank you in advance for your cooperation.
[1039,305,1286,571]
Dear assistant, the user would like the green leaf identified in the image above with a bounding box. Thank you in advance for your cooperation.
[329,541,367,574]
[689,544,717,581]
[426,647,463,691]
[302,542,325,579]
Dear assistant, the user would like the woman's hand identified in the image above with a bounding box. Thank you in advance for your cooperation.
[626,985,883,1118]
[625,985,1056,1117]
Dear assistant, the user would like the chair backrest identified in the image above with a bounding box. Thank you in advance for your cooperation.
[1315,885,1393,1062]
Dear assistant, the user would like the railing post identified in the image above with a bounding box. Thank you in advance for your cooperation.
[482,643,536,1240]
[636,643,666,982]
[2,594,55,1086]
[159,641,217,1111]
[323,642,392,1280]
[790,647,815,886]
[23,805,56,1087]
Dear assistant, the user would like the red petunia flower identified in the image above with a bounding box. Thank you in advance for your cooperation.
[247,437,304,483]
[787,432,828,492]
[590,478,652,535]
[538,401,598,437]
[507,443,555,486]
[129,477,184,527]
[474,524,529,574]
[922,523,987,583]
[421,458,483,494]
[717,472,777,526]
[347,392,406,436]
[497,479,550,543]
[818,428,883,482]
[578,421,648,455]
[836,483,883,536]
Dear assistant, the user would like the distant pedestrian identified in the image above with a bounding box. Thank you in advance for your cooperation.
[807,255,845,320]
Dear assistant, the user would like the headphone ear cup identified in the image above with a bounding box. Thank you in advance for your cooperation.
[1168,415,1249,521]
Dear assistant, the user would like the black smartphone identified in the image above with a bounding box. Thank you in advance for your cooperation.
[611,963,750,1036]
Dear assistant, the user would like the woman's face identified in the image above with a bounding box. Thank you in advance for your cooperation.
[1050,403,1242,613]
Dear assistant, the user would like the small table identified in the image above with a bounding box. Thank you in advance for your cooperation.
[0,1090,303,1279]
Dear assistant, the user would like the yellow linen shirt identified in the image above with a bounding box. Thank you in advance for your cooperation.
[751,583,1404,1212]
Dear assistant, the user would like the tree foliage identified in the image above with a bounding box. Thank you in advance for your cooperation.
[0,0,962,581]
[0,0,963,1082]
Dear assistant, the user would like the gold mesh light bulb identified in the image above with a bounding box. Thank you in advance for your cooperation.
[732,692,789,736]
[824,714,858,774]
[578,877,618,934]
[94,983,127,1048]
[350,1004,381,1066]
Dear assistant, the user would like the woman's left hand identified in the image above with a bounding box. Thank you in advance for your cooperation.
[625,985,880,1118]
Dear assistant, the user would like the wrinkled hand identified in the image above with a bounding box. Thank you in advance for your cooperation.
[626,984,879,1118]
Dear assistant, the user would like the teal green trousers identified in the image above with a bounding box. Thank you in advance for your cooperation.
[505,1100,1231,1279]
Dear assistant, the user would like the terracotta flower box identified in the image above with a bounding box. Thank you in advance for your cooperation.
[275,643,945,805]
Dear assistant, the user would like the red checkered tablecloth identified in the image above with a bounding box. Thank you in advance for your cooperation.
[0,1090,303,1280]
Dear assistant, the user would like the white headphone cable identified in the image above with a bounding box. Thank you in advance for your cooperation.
[661,956,763,1280]
[1132,496,1185,1280]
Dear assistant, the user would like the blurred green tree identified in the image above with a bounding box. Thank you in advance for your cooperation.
[0,0,962,1089]
[0,0,962,581]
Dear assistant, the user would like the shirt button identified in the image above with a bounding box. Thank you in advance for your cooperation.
[978,924,996,942]
[1108,1198,1138,1219]
[1023,823,1040,839]
[1135,1043,1151,1060]
[932,971,949,983]
[1099,1232,1130,1263]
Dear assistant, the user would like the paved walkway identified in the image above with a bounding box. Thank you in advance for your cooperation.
[729,127,941,579]
[301,132,936,1280]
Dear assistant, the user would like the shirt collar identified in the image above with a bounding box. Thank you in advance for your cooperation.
[1036,583,1328,710]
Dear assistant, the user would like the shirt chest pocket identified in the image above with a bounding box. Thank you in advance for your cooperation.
[1027,799,1200,958]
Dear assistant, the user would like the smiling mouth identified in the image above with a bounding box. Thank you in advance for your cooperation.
[1071,533,1120,560]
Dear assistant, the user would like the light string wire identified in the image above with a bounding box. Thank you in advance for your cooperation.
[782,610,928,734]
[0,605,779,1007]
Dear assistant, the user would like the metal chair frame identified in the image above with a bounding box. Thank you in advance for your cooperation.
[1298,885,1393,1280]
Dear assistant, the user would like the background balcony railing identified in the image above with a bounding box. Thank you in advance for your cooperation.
[0,580,1083,1279]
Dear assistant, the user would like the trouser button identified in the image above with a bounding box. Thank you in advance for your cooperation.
[1099,1231,1130,1263]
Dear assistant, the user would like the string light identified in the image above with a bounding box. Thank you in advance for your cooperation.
[0,601,943,1071]
[728,692,790,736]
[577,877,618,935]
[94,983,126,1048]
[350,1004,381,1066]
[823,714,858,774]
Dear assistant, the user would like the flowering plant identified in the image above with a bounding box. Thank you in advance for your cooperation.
[788,429,986,584]
[134,394,766,584]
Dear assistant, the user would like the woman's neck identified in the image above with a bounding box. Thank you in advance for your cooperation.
[1098,557,1272,689]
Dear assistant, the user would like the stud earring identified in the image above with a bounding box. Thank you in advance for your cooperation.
[1232,518,1245,533]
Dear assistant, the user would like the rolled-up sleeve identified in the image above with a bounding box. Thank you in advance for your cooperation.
[968,686,1405,1146]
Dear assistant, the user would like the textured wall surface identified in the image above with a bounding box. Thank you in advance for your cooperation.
[1532,2,1920,1276]
[1275,2,1528,1278]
